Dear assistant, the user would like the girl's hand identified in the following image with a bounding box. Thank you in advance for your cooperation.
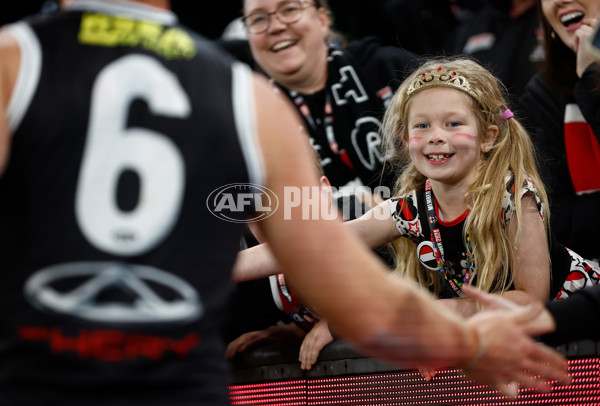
[299,319,334,370]
[575,18,600,78]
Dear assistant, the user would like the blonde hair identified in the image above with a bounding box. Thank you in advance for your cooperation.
[381,57,550,295]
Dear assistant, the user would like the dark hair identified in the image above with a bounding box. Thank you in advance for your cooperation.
[536,0,578,95]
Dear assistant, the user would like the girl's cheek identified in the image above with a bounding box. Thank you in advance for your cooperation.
[408,137,424,158]
[452,132,477,141]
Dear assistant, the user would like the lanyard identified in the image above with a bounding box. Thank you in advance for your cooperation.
[290,90,355,170]
[424,179,473,297]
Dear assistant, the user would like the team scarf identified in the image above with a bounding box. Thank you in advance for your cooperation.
[563,103,600,195]
[277,43,394,189]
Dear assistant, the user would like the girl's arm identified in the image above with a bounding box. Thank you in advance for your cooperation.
[345,200,401,248]
[232,200,400,282]
[439,194,550,317]
[502,193,551,302]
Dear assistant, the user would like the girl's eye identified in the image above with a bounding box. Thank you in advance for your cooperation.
[415,123,428,129]
[448,121,461,127]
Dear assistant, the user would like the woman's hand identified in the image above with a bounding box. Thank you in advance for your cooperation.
[575,18,600,78]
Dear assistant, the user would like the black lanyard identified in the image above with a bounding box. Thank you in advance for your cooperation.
[290,90,355,170]
[424,179,473,297]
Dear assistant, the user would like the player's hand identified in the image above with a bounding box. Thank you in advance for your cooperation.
[461,289,570,397]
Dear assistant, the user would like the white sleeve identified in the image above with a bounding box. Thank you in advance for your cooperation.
[4,22,42,134]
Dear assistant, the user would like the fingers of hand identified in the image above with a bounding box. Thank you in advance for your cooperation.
[495,380,519,398]
[527,344,570,384]
[508,367,553,394]
[299,347,318,370]
[462,285,516,310]
[461,285,494,305]
[418,367,437,381]
[224,345,236,359]
[225,337,246,359]
[511,303,543,324]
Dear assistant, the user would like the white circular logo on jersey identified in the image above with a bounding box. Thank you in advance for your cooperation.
[417,241,439,271]
[206,183,279,223]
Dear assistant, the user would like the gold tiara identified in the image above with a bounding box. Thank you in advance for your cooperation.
[406,66,477,101]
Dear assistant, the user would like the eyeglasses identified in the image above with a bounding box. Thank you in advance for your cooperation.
[242,1,317,34]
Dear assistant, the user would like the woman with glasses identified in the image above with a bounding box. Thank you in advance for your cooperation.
[240,0,419,191]
[221,0,419,373]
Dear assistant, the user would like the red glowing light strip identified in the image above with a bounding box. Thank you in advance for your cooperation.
[230,358,600,405]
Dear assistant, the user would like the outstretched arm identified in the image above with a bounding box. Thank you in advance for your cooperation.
[232,199,399,282]
[231,242,278,282]
[345,200,400,248]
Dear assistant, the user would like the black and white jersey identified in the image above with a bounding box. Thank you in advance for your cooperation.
[0,0,263,404]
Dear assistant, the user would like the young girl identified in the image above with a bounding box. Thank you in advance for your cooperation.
[234,57,599,307]
[351,57,600,315]
[231,56,597,374]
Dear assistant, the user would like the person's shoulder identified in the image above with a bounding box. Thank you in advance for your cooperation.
[390,190,420,215]
[501,173,544,223]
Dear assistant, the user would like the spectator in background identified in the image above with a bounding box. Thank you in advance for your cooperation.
[322,0,481,55]
[450,0,543,102]
[373,0,482,54]
[237,0,420,191]
[518,0,600,264]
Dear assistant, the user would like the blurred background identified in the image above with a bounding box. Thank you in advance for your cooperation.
[0,1,242,39]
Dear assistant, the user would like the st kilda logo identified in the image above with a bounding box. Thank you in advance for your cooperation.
[417,241,439,271]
